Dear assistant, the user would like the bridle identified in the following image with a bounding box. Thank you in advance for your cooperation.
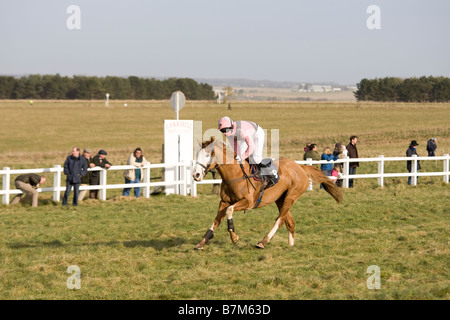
[195,149,215,175]
[195,145,256,191]
[195,148,226,175]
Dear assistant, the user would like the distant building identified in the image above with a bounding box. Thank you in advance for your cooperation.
[309,85,325,92]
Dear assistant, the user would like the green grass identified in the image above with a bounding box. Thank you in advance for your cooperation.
[0,183,448,300]
[0,100,449,300]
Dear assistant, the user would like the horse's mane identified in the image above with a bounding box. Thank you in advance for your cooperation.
[202,137,226,149]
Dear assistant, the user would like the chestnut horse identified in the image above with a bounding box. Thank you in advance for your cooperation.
[192,138,343,250]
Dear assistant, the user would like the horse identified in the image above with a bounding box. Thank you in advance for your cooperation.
[192,137,343,250]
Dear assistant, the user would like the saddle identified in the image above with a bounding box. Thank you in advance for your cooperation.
[249,158,279,209]
[251,158,279,189]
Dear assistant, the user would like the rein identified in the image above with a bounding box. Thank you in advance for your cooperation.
[197,143,257,191]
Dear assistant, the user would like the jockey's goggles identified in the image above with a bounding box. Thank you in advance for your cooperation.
[220,127,233,133]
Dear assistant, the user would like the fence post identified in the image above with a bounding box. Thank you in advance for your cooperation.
[53,165,61,202]
[143,164,150,198]
[444,154,449,184]
[2,167,10,205]
[377,155,384,187]
[306,158,313,190]
[99,169,107,200]
[181,162,187,196]
[343,156,349,188]
[191,161,197,197]
[411,155,418,186]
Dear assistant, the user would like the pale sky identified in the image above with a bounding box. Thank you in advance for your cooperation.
[0,0,449,85]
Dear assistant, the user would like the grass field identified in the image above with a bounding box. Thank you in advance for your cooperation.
[0,100,449,300]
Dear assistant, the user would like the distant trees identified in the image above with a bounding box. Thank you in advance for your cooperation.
[355,76,450,102]
[0,74,216,100]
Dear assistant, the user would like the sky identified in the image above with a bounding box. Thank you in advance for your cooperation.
[0,0,449,85]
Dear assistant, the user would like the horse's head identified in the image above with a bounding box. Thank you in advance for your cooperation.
[193,137,218,182]
[193,136,238,181]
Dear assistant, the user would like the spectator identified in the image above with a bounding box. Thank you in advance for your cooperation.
[304,142,312,154]
[303,144,321,164]
[79,148,94,202]
[332,143,347,187]
[346,136,359,188]
[62,147,88,207]
[90,150,112,199]
[123,147,149,198]
[406,140,421,185]
[321,147,338,177]
[426,138,437,156]
[11,174,46,207]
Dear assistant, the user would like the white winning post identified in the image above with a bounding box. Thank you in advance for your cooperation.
[105,93,110,107]
[164,91,193,195]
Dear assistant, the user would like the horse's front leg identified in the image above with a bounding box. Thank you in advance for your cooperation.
[225,198,249,245]
[194,201,228,250]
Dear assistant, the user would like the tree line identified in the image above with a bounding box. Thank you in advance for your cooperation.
[0,74,216,100]
[354,76,450,102]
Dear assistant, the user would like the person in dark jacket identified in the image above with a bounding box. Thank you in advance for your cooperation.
[79,148,94,202]
[346,136,359,188]
[62,147,88,206]
[303,144,321,167]
[11,174,46,207]
[406,140,421,185]
[426,138,437,156]
[89,149,112,199]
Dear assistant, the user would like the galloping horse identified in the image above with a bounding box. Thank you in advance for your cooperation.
[192,138,343,250]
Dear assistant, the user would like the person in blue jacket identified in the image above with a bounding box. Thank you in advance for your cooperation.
[321,147,339,176]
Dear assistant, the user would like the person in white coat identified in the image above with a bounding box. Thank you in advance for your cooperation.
[123,148,149,197]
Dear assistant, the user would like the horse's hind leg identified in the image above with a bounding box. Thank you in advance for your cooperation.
[256,195,295,249]
[256,217,284,249]
[285,212,295,246]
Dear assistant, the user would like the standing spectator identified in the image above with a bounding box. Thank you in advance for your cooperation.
[123,147,149,198]
[11,174,46,207]
[304,142,312,154]
[321,147,338,176]
[303,143,321,163]
[62,147,88,207]
[90,150,112,199]
[406,140,421,185]
[346,136,359,188]
[426,138,437,156]
[333,143,347,187]
[78,148,94,202]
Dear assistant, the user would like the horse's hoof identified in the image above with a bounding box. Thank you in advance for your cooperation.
[230,234,239,244]
[194,244,204,250]
[255,242,265,249]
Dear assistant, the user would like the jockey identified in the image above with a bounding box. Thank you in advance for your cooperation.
[218,116,265,165]
[218,116,280,187]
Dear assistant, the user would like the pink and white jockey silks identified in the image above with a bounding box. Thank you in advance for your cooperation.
[218,117,265,164]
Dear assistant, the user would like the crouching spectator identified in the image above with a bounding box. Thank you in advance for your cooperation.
[11,174,46,207]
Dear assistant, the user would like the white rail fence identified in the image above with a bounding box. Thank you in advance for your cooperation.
[1,155,449,205]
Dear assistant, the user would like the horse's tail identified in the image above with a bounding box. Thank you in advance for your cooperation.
[301,165,343,203]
